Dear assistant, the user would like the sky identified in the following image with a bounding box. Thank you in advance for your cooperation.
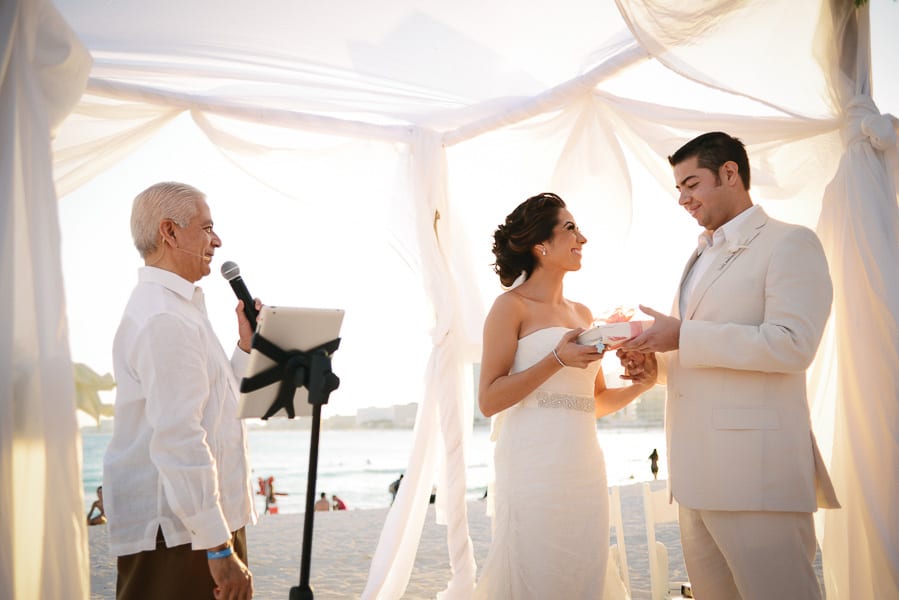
[59,3,899,425]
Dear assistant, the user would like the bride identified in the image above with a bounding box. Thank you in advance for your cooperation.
[474,192,656,599]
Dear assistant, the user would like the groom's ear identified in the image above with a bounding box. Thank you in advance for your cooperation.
[720,161,741,187]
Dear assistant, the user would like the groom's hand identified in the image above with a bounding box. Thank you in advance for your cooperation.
[616,349,657,384]
[617,348,643,378]
[619,305,680,353]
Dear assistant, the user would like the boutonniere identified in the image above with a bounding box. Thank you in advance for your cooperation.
[726,238,751,254]
[719,238,750,270]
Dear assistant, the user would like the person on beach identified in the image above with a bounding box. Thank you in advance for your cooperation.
[104,182,257,600]
[262,476,286,515]
[649,448,659,480]
[388,474,403,504]
[331,495,347,510]
[474,192,657,599]
[87,485,107,526]
[314,492,331,511]
[619,132,839,599]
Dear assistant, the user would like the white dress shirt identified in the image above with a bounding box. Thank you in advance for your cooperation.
[680,204,759,317]
[104,266,256,557]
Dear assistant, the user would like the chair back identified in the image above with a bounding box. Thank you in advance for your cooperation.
[609,485,631,596]
[643,482,679,600]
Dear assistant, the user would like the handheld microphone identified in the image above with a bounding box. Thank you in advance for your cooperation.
[220,261,258,331]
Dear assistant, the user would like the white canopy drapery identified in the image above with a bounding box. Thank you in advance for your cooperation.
[811,7,899,597]
[3,0,897,597]
[1,0,92,598]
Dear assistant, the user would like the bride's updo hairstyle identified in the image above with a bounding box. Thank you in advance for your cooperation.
[492,192,566,287]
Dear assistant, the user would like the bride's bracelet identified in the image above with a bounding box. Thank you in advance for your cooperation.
[551,348,566,368]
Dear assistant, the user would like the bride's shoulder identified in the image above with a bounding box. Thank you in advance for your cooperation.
[490,289,527,313]
[483,292,527,337]
[567,299,593,323]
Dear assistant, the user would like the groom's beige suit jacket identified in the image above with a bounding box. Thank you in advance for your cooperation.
[659,207,839,513]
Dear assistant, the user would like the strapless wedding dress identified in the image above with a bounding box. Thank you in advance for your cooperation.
[474,327,611,599]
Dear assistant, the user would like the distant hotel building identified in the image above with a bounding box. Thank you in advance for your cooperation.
[319,363,664,430]
[356,403,418,428]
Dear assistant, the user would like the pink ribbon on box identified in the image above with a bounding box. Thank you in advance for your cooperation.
[601,320,653,349]
[577,319,653,349]
[599,306,635,324]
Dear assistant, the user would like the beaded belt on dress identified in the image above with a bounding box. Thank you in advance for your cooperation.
[520,390,594,412]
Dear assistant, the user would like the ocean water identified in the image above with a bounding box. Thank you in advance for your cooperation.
[82,425,666,515]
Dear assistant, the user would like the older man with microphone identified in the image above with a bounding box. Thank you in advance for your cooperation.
[104,181,259,600]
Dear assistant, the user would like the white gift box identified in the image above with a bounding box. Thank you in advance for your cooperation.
[576,320,653,349]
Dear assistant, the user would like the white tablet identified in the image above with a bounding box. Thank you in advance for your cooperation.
[237,305,345,419]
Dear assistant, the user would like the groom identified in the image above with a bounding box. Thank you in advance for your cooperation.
[620,131,839,599]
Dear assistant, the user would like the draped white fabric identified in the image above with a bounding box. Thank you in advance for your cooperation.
[5,0,896,597]
[622,0,899,600]
[1,0,92,598]
[813,6,899,598]
[616,2,899,599]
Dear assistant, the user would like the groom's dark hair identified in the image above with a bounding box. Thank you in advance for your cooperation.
[492,192,566,287]
[668,131,751,190]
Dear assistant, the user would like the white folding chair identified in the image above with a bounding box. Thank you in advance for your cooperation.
[643,482,683,600]
[608,485,631,598]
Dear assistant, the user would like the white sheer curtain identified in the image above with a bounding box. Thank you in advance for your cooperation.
[11,0,895,597]
[616,1,899,598]
[0,0,92,598]
[813,4,899,598]
[362,130,479,598]
[45,4,655,597]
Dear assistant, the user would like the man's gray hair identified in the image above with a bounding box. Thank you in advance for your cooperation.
[131,182,205,258]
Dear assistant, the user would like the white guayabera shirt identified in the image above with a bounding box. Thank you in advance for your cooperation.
[104,266,256,557]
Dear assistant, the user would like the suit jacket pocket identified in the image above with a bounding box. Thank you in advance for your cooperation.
[712,408,780,430]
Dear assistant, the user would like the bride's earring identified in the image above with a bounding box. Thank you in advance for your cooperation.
[540,246,547,256]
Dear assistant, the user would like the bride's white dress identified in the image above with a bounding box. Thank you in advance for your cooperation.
[474,327,611,599]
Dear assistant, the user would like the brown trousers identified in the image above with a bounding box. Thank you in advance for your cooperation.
[116,527,247,600]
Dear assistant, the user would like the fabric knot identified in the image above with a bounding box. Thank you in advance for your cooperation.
[844,95,898,151]
[861,113,897,151]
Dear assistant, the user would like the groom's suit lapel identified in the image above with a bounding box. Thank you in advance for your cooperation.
[674,250,701,320]
[683,207,769,320]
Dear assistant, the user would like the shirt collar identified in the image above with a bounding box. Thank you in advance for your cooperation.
[138,266,200,301]
[696,204,758,254]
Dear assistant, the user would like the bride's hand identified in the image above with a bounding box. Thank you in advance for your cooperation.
[554,329,605,369]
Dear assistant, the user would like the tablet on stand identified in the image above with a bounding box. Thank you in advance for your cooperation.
[238,305,345,600]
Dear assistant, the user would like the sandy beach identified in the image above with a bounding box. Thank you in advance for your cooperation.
[88,480,821,599]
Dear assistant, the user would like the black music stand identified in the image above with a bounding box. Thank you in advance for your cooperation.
[239,333,341,600]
